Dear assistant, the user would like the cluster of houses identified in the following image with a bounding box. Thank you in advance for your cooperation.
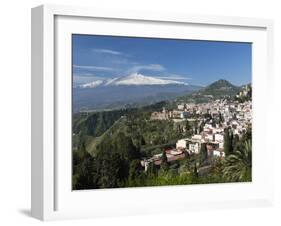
[236,84,251,99]
[176,132,225,157]
[141,148,186,171]
[142,98,252,171]
[150,107,190,121]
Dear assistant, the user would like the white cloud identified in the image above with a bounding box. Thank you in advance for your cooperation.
[92,48,122,55]
[73,64,113,72]
[157,74,192,80]
[128,64,165,73]
[73,73,106,84]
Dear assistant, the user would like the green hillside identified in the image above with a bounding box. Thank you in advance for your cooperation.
[72,80,252,190]
[85,116,127,156]
[177,79,241,103]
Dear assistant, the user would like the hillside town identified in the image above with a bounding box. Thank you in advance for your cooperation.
[142,94,252,172]
[72,33,253,189]
[73,81,253,189]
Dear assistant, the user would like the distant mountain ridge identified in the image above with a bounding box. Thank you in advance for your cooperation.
[73,73,201,112]
[79,73,188,88]
[205,79,236,90]
[73,77,246,112]
[201,79,241,96]
[177,79,243,103]
[74,85,201,112]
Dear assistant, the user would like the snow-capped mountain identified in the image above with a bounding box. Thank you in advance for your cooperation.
[73,73,201,112]
[79,73,188,88]
[105,73,187,86]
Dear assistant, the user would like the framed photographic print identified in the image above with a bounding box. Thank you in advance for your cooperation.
[31,4,274,221]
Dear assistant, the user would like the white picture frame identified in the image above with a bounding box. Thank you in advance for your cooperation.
[31,4,274,221]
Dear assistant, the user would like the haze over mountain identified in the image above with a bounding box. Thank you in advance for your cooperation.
[73,73,199,112]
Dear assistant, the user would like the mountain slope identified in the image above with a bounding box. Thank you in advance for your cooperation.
[106,73,187,86]
[200,79,241,97]
[80,73,188,88]
[73,84,201,112]
[177,79,242,103]
[74,73,200,112]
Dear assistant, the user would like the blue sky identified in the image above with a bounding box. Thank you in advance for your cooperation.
[72,34,252,86]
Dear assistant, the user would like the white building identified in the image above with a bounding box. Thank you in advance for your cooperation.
[180,111,188,119]
[176,139,188,149]
[192,134,202,140]
[213,150,225,158]
[177,104,185,110]
[214,134,224,143]
[189,143,200,154]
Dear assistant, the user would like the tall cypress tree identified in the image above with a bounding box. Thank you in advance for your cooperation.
[224,128,233,156]
[232,134,239,152]
[185,120,191,136]
[229,130,234,154]
[147,161,157,176]
[161,150,169,171]
[192,162,198,181]
[200,143,208,164]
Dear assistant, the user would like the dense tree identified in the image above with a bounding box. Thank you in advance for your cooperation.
[230,131,234,152]
[223,140,252,182]
[233,134,240,150]
[72,142,96,190]
[161,150,168,163]
[129,160,143,181]
[95,150,129,188]
[184,150,190,159]
[112,132,140,161]
[224,127,233,156]
[192,162,199,180]
[176,124,182,135]
[185,120,191,136]
[200,143,208,165]
[139,135,146,146]
[147,161,157,176]
[211,120,216,128]
[161,150,169,171]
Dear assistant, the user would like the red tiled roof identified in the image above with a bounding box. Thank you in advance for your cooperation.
[153,153,186,166]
